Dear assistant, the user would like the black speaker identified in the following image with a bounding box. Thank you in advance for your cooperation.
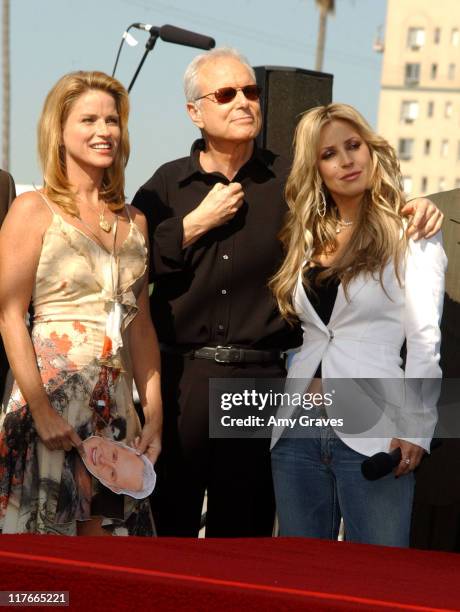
[254,66,333,159]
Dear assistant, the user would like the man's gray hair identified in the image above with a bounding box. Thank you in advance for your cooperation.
[183,47,256,103]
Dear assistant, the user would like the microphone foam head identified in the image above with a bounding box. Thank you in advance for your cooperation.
[361,452,394,481]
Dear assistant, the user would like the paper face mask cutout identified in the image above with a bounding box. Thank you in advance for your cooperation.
[80,435,156,499]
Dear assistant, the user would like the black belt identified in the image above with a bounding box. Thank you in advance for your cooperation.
[160,344,284,364]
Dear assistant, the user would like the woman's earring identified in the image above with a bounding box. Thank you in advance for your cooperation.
[317,189,327,217]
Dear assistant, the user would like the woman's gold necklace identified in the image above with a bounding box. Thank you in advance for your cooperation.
[98,201,112,232]
[78,201,113,237]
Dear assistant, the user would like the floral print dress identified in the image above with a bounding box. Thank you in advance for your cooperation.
[0,196,155,535]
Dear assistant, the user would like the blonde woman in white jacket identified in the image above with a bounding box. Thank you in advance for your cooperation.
[270,103,446,546]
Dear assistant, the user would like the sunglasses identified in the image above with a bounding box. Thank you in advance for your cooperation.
[195,84,262,105]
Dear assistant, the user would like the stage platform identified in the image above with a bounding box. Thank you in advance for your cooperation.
[1,535,459,611]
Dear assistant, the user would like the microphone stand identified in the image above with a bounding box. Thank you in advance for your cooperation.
[128,27,160,93]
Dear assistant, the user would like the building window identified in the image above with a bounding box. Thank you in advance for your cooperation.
[445,101,453,117]
[407,27,425,50]
[448,63,456,79]
[427,101,434,117]
[400,100,419,123]
[430,63,438,79]
[421,177,428,193]
[405,63,420,86]
[441,140,449,157]
[398,138,414,160]
[439,177,446,191]
[402,176,413,194]
[424,139,431,155]
[434,28,441,44]
[452,28,459,46]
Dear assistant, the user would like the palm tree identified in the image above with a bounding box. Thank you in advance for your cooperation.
[315,0,335,72]
[2,0,10,170]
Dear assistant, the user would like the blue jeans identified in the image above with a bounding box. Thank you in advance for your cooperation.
[271,414,414,546]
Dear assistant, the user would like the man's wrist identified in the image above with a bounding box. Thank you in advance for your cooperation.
[183,210,210,246]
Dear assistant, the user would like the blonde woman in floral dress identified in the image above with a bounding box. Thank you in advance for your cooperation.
[0,71,162,536]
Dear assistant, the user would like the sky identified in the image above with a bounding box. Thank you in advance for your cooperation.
[1,0,387,199]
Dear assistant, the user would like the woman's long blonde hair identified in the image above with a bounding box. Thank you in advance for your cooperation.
[38,70,130,215]
[270,103,406,322]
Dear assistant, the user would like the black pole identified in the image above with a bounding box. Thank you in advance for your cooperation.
[128,30,160,93]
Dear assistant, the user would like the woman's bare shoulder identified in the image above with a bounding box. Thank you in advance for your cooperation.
[9,191,53,219]
[127,204,148,235]
[2,191,54,239]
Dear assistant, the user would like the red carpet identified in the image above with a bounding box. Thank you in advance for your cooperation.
[0,536,459,611]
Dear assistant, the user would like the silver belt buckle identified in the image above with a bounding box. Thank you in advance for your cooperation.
[214,345,237,363]
[214,345,228,363]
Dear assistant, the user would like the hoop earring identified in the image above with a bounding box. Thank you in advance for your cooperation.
[317,189,327,217]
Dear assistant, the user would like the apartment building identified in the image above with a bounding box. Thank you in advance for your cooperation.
[377,0,460,197]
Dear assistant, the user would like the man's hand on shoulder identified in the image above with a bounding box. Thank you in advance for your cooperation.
[402,197,444,241]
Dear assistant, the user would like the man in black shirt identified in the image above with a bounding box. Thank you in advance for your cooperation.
[133,48,443,537]
[133,48,295,537]
[0,169,16,401]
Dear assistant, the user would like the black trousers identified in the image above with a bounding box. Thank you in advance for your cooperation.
[151,353,285,537]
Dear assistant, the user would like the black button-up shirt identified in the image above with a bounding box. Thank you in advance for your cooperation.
[132,139,301,350]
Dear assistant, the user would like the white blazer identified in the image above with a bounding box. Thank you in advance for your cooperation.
[271,234,447,456]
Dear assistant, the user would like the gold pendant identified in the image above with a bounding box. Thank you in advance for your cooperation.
[99,216,112,232]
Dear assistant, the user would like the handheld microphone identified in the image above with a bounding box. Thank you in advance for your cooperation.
[361,448,401,481]
[158,24,215,50]
[361,439,441,481]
